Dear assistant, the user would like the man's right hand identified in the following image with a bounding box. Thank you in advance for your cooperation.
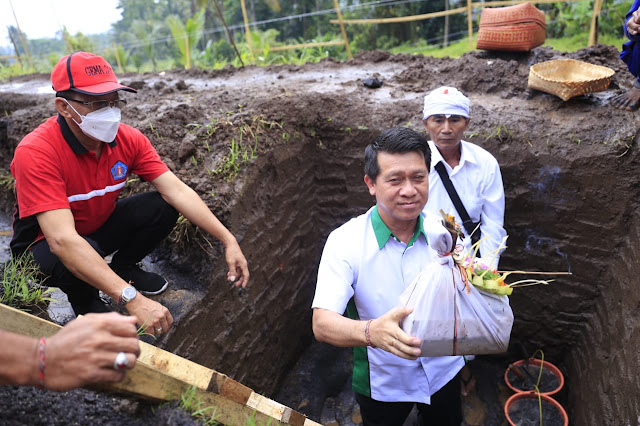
[368,307,421,360]
[125,295,173,337]
[44,312,140,390]
[628,10,640,36]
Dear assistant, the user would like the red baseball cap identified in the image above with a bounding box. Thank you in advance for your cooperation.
[51,51,136,95]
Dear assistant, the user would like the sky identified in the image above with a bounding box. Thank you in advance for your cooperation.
[0,0,122,48]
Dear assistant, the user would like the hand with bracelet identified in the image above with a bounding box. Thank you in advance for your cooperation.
[0,312,140,391]
[365,307,422,360]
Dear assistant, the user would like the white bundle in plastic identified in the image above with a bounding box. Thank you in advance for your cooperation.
[399,216,514,357]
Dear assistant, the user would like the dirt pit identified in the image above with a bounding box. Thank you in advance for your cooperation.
[1,45,639,425]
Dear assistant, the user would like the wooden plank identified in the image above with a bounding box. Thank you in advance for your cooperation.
[330,7,467,25]
[0,304,320,426]
[247,392,286,419]
[266,40,344,52]
[0,303,62,337]
[329,0,583,25]
[138,340,214,390]
[92,361,287,426]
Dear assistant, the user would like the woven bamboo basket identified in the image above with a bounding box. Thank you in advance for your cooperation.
[528,59,615,101]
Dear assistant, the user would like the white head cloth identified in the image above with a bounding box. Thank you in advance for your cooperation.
[423,86,470,120]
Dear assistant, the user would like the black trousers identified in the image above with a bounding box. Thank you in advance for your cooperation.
[355,373,462,426]
[31,192,178,313]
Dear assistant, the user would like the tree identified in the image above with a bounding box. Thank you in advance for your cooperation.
[130,19,164,71]
[166,9,206,69]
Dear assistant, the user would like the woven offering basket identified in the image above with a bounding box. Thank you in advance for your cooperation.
[528,59,615,101]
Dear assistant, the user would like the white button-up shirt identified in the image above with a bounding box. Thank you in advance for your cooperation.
[312,206,464,403]
[424,140,507,267]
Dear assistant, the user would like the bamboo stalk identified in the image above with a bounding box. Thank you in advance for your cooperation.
[467,0,473,51]
[588,0,603,46]
[333,0,352,60]
[213,0,244,67]
[185,35,191,70]
[7,29,23,67]
[8,0,33,69]
[113,43,123,74]
[240,0,255,65]
[330,7,466,25]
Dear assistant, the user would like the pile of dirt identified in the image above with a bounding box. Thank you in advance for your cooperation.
[1,44,639,425]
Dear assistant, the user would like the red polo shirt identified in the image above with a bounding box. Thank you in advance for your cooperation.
[10,115,169,254]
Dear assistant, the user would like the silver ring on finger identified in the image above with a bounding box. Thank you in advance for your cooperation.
[156,328,163,334]
[114,352,129,370]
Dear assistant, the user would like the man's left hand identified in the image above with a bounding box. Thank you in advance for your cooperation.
[225,242,249,288]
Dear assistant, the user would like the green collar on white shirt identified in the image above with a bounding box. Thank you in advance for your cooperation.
[371,206,427,250]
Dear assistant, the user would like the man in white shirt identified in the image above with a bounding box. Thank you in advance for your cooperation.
[312,127,464,426]
[422,86,507,267]
[422,86,507,397]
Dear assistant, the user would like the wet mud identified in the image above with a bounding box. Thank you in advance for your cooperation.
[1,44,639,425]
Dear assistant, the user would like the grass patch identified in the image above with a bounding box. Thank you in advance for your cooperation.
[199,114,284,182]
[0,170,15,195]
[170,214,214,253]
[390,37,476,58]
[390,33,626,59]
[543,33,626,53]
[179,385,220,425]
[467,125,514,143]
[0,252,54,312]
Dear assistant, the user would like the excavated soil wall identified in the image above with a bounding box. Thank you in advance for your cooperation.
[1,45,639,424]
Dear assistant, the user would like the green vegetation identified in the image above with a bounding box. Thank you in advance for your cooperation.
[176,385,275,425]
[170,214,214,253]
[390,32,627,59]
[543,33,626,53]
[166,9,206,69]
[244,410,273,426]
[390,37,478,58]
[136,317,159,339]
[467,125,514,143]
[0,0,631,79]
[201,114,284,182]
[178,385,220,426]
[0,170,15,195]
[0,252,54,312]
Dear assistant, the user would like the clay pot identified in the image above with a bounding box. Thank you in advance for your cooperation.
[504,391,568,426]
[504,358,564,397]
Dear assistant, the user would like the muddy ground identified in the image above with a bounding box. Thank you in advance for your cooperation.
[1,44,639,425]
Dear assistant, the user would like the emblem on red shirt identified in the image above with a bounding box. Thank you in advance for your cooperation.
[111,161,129,181]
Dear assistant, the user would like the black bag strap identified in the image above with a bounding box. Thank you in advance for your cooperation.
[434,161,481,249]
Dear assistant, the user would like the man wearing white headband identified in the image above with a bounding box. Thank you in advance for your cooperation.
[421,86,506,265]
[421,87,507,398]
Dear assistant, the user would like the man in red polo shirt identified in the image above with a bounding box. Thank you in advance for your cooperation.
[10,51,249,337]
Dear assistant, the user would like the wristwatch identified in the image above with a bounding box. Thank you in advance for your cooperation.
[118,286,137,307]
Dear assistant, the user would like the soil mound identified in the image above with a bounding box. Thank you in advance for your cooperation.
[0,45,639,425]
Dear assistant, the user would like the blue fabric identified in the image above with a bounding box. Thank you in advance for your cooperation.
[621,0,640,81]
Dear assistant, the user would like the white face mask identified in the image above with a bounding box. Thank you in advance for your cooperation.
[64,99,121,142]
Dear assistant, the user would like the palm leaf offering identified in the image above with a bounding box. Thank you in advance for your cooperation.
[438,210,559,296]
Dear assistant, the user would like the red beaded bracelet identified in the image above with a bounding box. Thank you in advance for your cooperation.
[364,319,376,348]
[38,337,46,390]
